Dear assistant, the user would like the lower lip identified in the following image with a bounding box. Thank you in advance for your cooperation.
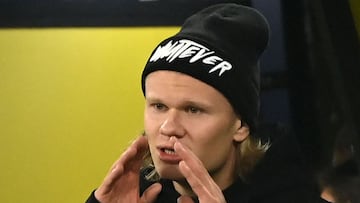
[158,149,182,164]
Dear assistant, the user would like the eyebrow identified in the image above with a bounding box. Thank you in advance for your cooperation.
[145,95,212,109]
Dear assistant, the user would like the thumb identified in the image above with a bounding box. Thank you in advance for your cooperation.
[141,183,162,203]
[177,195,195,203]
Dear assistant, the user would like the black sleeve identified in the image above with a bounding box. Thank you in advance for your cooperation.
[85,190,101,203]
[84,170,155,203]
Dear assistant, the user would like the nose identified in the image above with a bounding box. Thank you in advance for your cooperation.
[159,110,185,138]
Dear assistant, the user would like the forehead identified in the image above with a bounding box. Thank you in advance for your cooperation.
[145,70,231,105]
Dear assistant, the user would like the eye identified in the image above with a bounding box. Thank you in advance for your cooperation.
[152,103,167,111]
[186,106,201,114]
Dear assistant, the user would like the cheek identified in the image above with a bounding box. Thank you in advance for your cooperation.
[188,120,236,145]
[144,115,159,153]
[144,112,157,134]
[146,135,158,166]
[192,137,234,170]
[145,125,157,150]
[189,124,236,159]
[144,108,164,130]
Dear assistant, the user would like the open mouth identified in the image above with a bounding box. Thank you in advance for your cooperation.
[162,148,176,155]
[158,146,181,163]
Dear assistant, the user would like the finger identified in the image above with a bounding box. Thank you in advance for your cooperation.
[178,160,225,203]
[107,136,145,171]
[172,137,203,169]
[178,160,208,195]
[177,195,194,203]
[103,145,136,185]
[140,183,162,203]
[118,136,149,168]
[174,140,225,201]
[108,136,148,176]
[103,136,148,187]
[174,140,213,187]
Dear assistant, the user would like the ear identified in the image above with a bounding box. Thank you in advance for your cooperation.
[233,120,250,142]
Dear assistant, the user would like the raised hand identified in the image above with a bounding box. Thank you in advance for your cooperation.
[94,136,162,203]
[172,137,227,203]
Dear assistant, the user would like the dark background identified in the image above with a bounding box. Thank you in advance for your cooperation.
[1,0,359,177]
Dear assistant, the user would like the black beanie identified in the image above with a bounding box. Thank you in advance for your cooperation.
[141,3,270,134]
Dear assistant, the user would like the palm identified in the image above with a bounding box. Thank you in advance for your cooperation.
[95,136,161,203]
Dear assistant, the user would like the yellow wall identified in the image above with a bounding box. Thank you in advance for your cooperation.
[0,27,179,203]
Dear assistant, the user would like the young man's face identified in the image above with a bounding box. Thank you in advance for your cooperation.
[144,70,249,183]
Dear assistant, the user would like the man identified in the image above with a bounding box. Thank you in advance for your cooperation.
[86,3,323,203]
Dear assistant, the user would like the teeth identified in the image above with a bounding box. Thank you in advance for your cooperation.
[164,149,176,155]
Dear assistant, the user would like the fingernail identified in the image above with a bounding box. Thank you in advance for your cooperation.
[174,141,184,152]
[170,136,177,142]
